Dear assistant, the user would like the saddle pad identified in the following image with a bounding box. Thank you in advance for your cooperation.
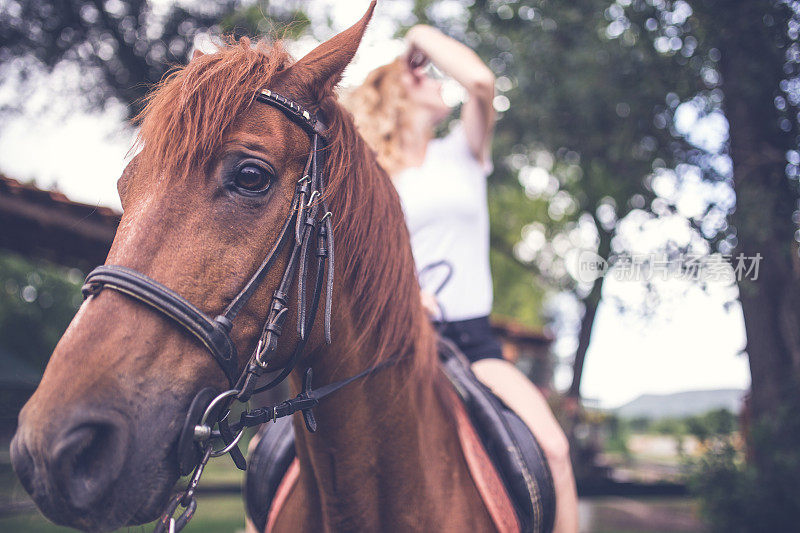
[265,458,299,532]
[448,385,520,532]
[246,341,555,532]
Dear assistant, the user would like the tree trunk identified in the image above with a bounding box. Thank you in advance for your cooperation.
[568,223,611,399]
[704,0,800,423]
[567,279,601,399]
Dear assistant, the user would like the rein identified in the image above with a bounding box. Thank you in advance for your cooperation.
[80,90,397,533]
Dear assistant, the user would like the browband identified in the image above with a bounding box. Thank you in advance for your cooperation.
[256,89,328,137]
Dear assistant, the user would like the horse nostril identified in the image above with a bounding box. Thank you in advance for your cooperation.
[10,434,36,496]
[51,417,130,510]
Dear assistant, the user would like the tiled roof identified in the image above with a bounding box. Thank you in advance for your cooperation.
[0,174,120,268]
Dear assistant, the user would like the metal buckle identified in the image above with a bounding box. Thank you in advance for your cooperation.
[255,336,271,368]
[306,190,321,207]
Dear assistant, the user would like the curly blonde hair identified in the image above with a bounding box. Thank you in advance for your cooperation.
[341,57,413,175]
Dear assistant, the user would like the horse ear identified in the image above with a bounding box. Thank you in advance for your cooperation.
[191,49,204,61]
[293,1,376,90]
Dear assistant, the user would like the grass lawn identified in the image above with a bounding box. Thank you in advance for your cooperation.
[0,431,257,533]
[0,494,247,532]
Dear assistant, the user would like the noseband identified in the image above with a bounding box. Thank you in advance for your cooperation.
[80,90,396,533]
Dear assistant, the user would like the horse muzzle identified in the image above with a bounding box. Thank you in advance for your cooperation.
[10,405,143,531]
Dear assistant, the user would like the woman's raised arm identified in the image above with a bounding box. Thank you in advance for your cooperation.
[406,24,496,164]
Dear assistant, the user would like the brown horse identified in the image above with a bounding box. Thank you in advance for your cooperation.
[10,3,501,532]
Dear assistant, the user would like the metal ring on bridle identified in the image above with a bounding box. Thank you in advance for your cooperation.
[209,425,245,457]
[196,389,246,457]
[199,389,239,428]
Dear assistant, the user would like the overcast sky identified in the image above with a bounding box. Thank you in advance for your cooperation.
[0,0,751,408]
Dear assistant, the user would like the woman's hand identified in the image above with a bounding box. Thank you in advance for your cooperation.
[405,43,428,71]
[404,25,493,92]
[403,24,496,165]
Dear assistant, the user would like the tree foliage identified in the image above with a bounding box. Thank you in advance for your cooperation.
[0,250,82,375]
[0,0,313,119]
[0,250,83,419]
[418,0,720,395]
[688,385,800,532]
[420,0,800,404]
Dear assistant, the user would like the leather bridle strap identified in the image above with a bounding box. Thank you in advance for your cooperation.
[233,355,400,434]
[113,87,395,533]
[82,265,240,386]
[219,174,303,323]
[255,89,327,137]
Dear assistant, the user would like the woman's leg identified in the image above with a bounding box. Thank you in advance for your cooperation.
[471,358,579,533]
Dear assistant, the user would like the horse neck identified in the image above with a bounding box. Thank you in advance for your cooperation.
[283,122,476,528]
[288,307,467,529]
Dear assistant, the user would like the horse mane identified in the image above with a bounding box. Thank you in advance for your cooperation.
[316,91,436,378]
[135,37,435,378]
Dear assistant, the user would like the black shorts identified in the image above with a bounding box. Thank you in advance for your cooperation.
[436,316,504,363]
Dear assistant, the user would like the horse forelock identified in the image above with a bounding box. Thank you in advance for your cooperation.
[135,37,293,181]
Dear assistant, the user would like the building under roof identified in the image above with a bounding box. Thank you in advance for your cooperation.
[0,174,120,269]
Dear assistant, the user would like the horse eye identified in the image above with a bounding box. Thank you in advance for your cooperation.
[234,164,272,192]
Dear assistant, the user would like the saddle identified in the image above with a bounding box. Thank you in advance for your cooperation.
[244,339,556,532]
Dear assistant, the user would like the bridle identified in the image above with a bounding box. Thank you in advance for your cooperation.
[80,89,396,533]
[83,89,333,396]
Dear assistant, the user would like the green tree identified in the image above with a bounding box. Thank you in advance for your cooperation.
[420,4,800,516]
[689,386,800,532]
[613,0,800,478]
[683,0,800,427]
[0,0,311,119]
[686,408,736,443]
[0,251,82,373]
[421,0,800,419]
[0,251,83,418]
[420,0,716,398]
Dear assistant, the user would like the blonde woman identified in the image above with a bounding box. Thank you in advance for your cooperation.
[344,25,579,533]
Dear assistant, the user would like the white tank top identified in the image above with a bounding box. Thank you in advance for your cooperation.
[393,123,494,321]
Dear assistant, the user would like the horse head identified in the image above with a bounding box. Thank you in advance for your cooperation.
[10,3,384,531]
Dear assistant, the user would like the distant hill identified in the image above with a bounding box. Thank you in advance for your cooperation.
[614,389,746,420]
